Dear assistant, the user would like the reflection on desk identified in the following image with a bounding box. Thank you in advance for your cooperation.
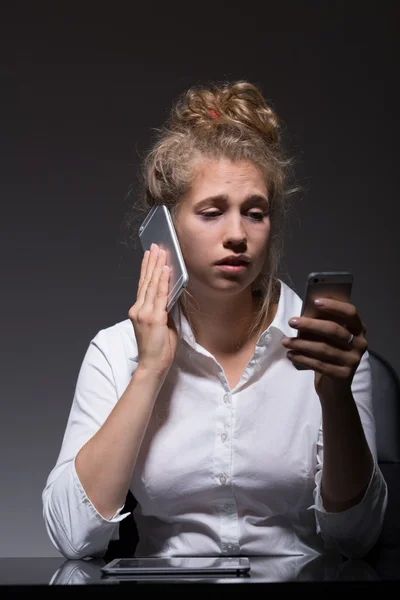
[49,553,380,585]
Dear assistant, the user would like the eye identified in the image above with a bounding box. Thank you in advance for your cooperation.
[200,211,267,221]
[248,211,266,221]
[200,211,222,219]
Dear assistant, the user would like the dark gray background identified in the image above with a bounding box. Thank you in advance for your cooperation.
[2,3,399,557]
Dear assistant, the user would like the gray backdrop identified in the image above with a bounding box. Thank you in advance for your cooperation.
[2,3,399,557]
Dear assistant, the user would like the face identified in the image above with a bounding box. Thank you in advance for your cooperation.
[175,157,271,300]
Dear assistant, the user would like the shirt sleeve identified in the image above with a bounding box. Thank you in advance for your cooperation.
[42,330,131,560]
[311,349,388,558]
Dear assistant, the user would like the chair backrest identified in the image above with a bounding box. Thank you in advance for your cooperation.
[369,348,400,463]
[367,350,400,551]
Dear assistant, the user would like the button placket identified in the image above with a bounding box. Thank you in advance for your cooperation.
[216,389,240,554]
[223,392,231,404]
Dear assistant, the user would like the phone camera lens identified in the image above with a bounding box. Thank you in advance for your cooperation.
[313,277,319,283]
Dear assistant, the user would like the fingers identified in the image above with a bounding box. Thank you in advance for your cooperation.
[153,264,170,312]
[312,297,364,336]
[137,249,150,291]
[282,297,369,380]
[136,244,169,310]
[288,316,356,348]
[282,337,361,367]
[286,351,354,379]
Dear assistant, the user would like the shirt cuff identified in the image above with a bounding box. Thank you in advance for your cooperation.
[310,459,388,557]
[72,457,131,525]
[313,458,377,515]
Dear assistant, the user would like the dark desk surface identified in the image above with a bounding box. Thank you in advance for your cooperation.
[1,550,400,592]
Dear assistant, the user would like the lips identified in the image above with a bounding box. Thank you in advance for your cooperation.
[215,256,251,266]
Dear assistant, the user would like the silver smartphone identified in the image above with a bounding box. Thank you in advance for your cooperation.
[101,556,251,577]
[293,271,354,370]
[138,204,189,312]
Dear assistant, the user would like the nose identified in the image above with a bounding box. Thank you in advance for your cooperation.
[223,213,247,247]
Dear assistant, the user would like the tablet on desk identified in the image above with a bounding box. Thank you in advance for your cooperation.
[101,556,250,577]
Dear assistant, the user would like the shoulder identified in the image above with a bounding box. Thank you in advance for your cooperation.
[90,318,138,362]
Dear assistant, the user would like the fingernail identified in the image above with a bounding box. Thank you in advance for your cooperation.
[289,318,299,327]
[150,243,157,252]
[281,337,290,345]
[314,298,324,306]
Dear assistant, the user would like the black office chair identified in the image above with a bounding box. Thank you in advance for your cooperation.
[105,348,400,560]
[367,349,400,551]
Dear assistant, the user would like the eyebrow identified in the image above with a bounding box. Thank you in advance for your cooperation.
[193,194,269,210]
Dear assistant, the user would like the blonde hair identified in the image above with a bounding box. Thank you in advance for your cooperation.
[126,80,298,340]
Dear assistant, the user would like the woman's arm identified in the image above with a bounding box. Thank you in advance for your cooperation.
[318,384,374,512]
[282,298,388,556]
[43,245,178,559]
[42,331,167,560]
[75,363,164,519]
[310,352,388,558]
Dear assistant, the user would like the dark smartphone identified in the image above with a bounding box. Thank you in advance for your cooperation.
[293,271,354,370]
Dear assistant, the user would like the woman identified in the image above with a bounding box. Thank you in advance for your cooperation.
[42,80,387,560]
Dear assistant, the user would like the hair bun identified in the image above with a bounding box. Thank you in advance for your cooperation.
[170,80,281,149]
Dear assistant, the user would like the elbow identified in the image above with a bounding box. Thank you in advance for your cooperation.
[42,488,101,561]
[58,545,105,561]
[42,465,122,562]
[42,507,82,560]
[56,544,88,561]
[43,513,106,560]
[325,520,386,560]
[43,509,107,560]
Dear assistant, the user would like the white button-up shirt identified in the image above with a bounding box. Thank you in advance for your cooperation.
[42,281,387,560]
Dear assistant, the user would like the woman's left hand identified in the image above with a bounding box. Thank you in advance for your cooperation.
[281,298,368,398]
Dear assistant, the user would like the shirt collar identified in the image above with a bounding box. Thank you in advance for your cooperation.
[129,279,300,360]
[267,280,301,340]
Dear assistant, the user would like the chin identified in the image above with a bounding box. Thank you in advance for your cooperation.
[210,283,254,298]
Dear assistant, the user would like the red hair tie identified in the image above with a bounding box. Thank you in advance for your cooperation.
[209,109,219,119]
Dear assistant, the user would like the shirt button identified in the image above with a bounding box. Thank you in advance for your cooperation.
[223,393,231,404]
[221,433,227,442]
[219,474,228,485]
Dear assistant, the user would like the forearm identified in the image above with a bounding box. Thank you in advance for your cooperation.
[319,385,374,512]
[75,365,165,519]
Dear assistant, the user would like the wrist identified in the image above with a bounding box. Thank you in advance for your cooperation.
[317,379,353,405]
[134,363,170,385]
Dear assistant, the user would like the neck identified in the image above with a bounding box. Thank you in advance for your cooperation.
[181,288,268,356]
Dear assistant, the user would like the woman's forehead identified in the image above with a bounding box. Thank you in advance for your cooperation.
[186,158,268,199]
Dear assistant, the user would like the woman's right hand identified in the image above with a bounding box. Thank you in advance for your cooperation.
[128,243,179,378]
